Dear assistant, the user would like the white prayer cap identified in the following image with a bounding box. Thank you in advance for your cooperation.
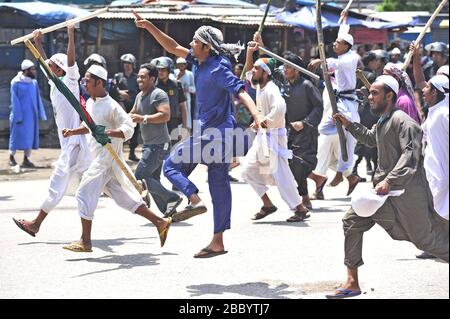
[429,74,449,93]
[391,47,401,55]
[21,59,35,71]
[176,57,187,64]
[375,75,399,95]
[352,188,405,218]
[48,53,68,72]
[87,64,108,81]
[338,33,354,46]
[437,65,449,77]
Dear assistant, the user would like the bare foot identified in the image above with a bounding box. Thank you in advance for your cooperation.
[328,173,344,187]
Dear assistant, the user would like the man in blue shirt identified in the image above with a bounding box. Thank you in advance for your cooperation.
[135,14,261,258]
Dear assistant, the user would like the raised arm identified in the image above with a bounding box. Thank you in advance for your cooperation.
[67,23,75,67]
[411,42,427,90]
[32,29,47,61]
[133,10,189,58]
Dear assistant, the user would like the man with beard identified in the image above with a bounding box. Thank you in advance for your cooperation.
[241,48,310,223]
[8,59,46,168]
[326,75,449,299]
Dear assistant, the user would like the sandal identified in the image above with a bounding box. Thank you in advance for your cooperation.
[251,206,278,220]
[286,209,310,223]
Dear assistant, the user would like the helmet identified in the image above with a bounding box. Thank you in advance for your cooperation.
[425,42,448,56]
[83,53,106,67]
[150,56,173,70]
[120,53,136,64]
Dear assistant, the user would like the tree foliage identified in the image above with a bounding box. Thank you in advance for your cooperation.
[377,0,442,12]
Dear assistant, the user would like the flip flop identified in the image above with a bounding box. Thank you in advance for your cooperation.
[194,248,228,259]
[316,177,328,194]
[12,218,36,237]
[159,217,172,247]
[63,243,93,252]
[325,288,361,299]
[252,206,278,220]
[172,204,207,222]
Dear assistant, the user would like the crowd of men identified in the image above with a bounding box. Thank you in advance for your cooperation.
[8,10,448,299]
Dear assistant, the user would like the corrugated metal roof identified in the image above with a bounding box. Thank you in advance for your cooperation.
[97,3,289,27]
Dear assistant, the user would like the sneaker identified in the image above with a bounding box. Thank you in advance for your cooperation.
[172,202,207,222]
[21,157,35,168]
[416,251,437,259]
[164,196,183,218]
[9,155,17,167]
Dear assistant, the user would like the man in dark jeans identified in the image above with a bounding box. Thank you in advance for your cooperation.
[130,63,182,217]
[153,57,187,146]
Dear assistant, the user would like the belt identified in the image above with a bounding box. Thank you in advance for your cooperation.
[334,89,357,102]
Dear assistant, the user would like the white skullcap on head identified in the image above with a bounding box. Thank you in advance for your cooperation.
[437,65,449,77]
[21,59,35,71]
[48,53,68,72]
[391,47,401,55]
[429,74,449,93]
[375,75,399,95]
[87,64,108,81]
[176,57,187,64]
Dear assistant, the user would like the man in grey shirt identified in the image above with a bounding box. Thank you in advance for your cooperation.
[130,63,182,217]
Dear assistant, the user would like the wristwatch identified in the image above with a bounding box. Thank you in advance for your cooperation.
[143,115,148,125]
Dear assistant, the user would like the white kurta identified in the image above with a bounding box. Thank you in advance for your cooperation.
[422,100,449,220]
[76,94,142,220]
[41,63,92,213]
[241,81,302,209]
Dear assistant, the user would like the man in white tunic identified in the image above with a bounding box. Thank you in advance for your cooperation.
[61,65,172,252]
[422,74,449,220]
[241,57,310,222]
[12,25,91,237]
[308,23,361,197]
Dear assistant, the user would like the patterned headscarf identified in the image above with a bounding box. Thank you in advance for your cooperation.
[254,58,277,75]
[194,26,244,61]
[384,63,416,99]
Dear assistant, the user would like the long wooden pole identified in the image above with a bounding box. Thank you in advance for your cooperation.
[402,0,448,71]
[316,0,348,161]
[356,69,371,89]
[258,46,321,80]
[240,0,272,79]
[11,7,108,45]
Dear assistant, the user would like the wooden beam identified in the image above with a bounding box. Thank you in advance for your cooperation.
[95,19,103,53]
[163,22,169,56]
[139,29,145,64]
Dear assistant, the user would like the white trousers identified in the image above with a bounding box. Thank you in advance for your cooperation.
[41,144,87,213]
[314,131,356,177]
[242,141,302,210]
[76,169,143,220]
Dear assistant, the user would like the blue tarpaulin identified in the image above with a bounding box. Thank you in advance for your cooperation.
[270,3,409,30]
[0,1,89,26]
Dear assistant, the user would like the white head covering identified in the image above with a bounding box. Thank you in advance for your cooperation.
[375,75,399,94]
[48,53,68,72]
[352,188,405,217]
[176,57,187,64]
[391,47,401,55]
[21,59,35,71]
[437,65,449,77]
[87,65,108,81]
[429,74,449,93]
[194,26,244,61]
[337,23,354,46]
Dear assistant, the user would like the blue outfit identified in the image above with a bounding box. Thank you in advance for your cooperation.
[9,73,46,151]
[163,50,247,233]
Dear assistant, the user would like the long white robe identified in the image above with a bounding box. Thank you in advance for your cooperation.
[241,81,302,209]
[41,63,91,213]
[422,99,449,219]
[76,94,142,220]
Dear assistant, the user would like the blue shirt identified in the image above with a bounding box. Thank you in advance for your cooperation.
[186,50,245,130]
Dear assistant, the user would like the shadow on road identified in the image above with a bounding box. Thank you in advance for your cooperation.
[186,282,293,299]
[66,252,177,278]
[0,195,13,201]
[251,221,310,227]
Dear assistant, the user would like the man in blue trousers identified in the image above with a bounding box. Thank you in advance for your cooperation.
[135,13,261,258]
